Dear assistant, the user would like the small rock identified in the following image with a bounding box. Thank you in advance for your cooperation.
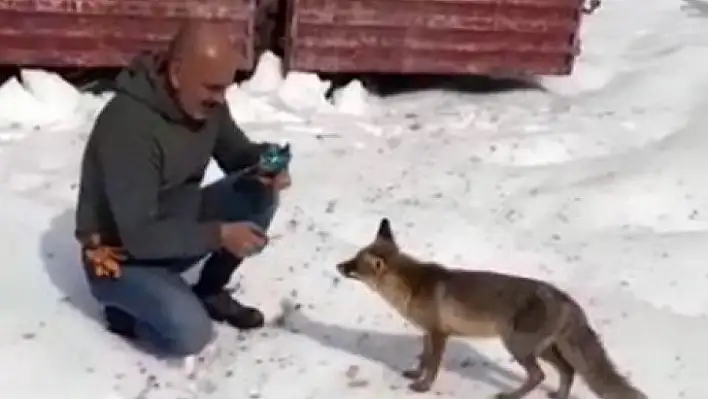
[325,200,337,213]
[345,365,359,379]
[198,379,217,393]
[271,314,287,327]
[347,379,369,388]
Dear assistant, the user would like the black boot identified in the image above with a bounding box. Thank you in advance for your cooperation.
[104,306,137,339]
[193,250,265,330]
[196,289,265,330]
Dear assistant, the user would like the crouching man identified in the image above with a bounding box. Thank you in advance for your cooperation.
[73,20,291,356]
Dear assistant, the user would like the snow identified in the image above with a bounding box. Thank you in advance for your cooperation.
[276,71,333,113]
[331,79,370,116]
[1,0,708,397]
[240,51,285,95]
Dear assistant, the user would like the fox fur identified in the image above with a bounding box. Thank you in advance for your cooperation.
[335,218,647,399]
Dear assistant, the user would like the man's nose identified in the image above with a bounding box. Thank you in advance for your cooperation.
[212,91,226,105]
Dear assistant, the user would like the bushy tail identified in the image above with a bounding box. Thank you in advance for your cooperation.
[558,321,647,399]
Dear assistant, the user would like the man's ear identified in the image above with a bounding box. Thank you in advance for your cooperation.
[376,217,394,243]
[167,59,182,90]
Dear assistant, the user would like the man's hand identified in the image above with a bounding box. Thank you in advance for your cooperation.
[219,221,268,258]
[83,234,126,279]
[257,170,291,191]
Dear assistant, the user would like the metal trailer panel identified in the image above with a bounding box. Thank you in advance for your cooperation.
[285,0,586,76]
[0,0,257,69]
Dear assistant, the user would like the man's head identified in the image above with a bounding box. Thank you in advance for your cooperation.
[165,20,240,121]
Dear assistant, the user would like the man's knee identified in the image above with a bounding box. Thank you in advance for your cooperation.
[161,310,214,356]
[202,175,280,229]
[87,266,214,357]
[232,176,279,213]
[146,284,214,356]
[252,193,279,230]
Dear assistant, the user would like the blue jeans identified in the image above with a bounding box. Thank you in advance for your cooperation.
[86,175,278,356]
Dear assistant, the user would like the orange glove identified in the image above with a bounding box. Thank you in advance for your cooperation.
[83,234,126,279]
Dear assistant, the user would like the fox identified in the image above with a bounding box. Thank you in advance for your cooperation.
[335,218,647,399]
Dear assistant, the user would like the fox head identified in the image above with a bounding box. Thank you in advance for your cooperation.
[336,217,400,285]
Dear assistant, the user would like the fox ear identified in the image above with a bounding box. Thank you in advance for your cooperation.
[371,256,385,273]
[365,254,385,274]
[362,252,386,275]
[376,218,394,242]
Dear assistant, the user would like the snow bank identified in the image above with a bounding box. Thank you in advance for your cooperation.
[225,83,304,125]
[276,71,334,113]
[451,3,708,168]
[540,0,683,96]
[0,70,112,132]
[0,77,60,130]
[232,51,374,121]
[0,52,373,142]
[240,51,284,94]
[21,69,82,119]
[331,79,370,116]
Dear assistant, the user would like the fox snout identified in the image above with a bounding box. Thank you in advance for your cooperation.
[336,260,357,278]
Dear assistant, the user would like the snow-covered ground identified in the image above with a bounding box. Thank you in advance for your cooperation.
[2,0,708,397]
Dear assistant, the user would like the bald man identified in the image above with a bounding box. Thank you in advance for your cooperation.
[74,21,291,357]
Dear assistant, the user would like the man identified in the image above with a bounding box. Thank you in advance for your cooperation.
[74,20,291,357]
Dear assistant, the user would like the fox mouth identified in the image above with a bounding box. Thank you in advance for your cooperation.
[336,262,357,278]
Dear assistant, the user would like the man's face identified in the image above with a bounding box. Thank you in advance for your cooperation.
[168,52,238,121]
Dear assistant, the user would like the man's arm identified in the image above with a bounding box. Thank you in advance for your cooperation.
[95,102,222,260]
[212,106,268,173]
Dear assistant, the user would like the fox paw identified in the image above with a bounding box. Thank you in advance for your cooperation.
[408,380,432,393]
[402,368,422,380]
[547,392,568,399]
[494,393,520,399]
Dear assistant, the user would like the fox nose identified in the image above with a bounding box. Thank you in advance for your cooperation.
[336,262,354,277]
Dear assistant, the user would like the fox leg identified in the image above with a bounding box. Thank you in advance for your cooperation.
[408,331,447,392]
[495,333,546,399]
[403,334,431,380]
[539,345,574,399]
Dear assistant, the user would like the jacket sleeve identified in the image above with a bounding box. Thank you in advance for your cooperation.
[94,102,222,260]
[212,106,267,173]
